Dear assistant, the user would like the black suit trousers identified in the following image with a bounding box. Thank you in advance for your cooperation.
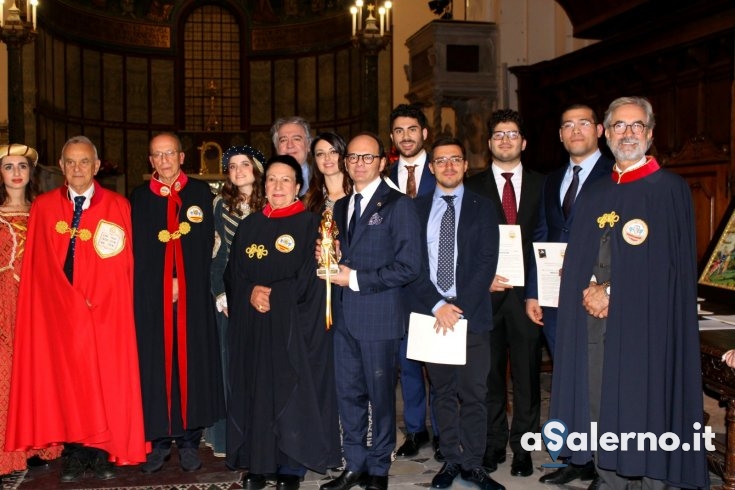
[485,291,542,455]
[427,331,491,470]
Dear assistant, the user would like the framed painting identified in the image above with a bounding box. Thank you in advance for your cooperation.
[699,198,735,302]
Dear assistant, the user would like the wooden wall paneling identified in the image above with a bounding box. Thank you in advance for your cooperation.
[274,58,295,119]
[102,53,124,122]
[53,38,65,114]
[150,58,175,126]
[126,129,151,192]
[249,60,272,127]
[298,56,317,121]
[318,53,335,122]
[82,49,101,121]
[126,56,149,124]
[65,45,81,120]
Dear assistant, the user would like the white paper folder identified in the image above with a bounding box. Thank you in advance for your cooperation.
[406,312,467,365]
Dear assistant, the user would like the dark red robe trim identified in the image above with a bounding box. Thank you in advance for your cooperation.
[611,156,660,184]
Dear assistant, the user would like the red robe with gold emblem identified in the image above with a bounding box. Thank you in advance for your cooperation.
[5,183,148,465]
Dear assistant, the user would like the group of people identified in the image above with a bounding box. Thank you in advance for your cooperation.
[0,96,709,490]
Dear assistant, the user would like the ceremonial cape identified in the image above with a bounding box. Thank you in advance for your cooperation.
[225,208,341,473]
[550,160,708,488]
[6,183,148,464]
[130,177,224,439]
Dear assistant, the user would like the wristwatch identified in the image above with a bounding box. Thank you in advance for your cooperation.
[600,280,611,297]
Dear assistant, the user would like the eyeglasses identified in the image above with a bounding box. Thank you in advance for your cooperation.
[315,149,340,160]
[150,150,179,160]
[345,153,380,165]
[560,120,594,132]
[491,130,521,141]
[432,156,464,167]
[610,121,647,135]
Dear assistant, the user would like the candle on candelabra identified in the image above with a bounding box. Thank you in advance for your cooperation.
[25,0,29,20]
[355,0,363,30]
[350,5,357,36]
[385,1,391,31]
[30,0,36,29]
[1,0,4,27]
[378,6,385,36]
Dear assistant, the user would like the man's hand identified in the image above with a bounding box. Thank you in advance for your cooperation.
[582,282,609,319]
[315,238,342,264]
[525,298,544,326]
[251,285,272,313]
[722,349,735,368]
[323,264,352,287]
[434,303,463,335]
[172,278,179,303]
[490,275,513,292]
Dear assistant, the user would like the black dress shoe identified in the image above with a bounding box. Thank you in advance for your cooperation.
[432,436,445,462]
[510,452,533,477]
[364,474,388,490]
[395,430,430,457]
[319,470,366,490]
[243,472,267,490]
[587,475,602,490]
[461,467,505,490]
[26,455,49,469]
[431,462,461,488]
[92,458,116,480]
[276,474,301,490]
[481,448,506,473]
[59,456,86,483]
[539,461,596,484]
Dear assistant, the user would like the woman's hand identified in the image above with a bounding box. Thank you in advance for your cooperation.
[251,285,272,313]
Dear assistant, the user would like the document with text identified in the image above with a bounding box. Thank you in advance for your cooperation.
[497,224,524,286]
[407,312,467,365]
[532,242,567,307]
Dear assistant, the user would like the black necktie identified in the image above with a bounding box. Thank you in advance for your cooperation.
[437,195,456,292]
[64,196,86,283]
[562,165,582,219]
[348,193,362,243]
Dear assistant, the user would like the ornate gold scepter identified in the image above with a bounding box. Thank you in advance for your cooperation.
[317,208,340,330]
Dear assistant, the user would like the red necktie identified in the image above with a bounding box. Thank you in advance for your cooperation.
[501,172,517,224]
[405,165,417,198]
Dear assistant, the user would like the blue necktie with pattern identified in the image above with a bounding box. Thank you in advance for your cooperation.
[437,195,456,292]
[64,195,86,283]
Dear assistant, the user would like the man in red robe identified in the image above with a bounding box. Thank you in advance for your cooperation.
[5,136,148,483]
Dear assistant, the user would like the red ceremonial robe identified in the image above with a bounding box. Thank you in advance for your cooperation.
[5,183,148,465]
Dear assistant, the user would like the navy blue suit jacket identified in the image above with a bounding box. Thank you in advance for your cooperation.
[332,179,423,341]
[526,153,614,300]
[389,157,436,197]
[406,189,499,334]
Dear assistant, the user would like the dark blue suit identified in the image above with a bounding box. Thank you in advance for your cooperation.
[407,187,498,469]
[526,153,614,354]
[388,158,438,438]
[332,179,422,475]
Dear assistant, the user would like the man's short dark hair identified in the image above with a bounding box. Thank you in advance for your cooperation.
[487,109,525,138]
[560,104,599,125]
[389,104,428,131]
[431,137,465,159]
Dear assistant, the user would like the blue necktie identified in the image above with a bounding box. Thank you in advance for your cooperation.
[437,195,456,292]
[348,193,362,243]
[64,195,86,283]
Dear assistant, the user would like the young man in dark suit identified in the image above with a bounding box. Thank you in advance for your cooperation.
[387,104,440,460]
[465,109,544,478]
[319,132,422,490]
[407,137,503,490]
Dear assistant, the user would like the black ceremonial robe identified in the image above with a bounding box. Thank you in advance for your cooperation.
[130,176,224,440]
[550,159,708,489]
[225,207,341,474]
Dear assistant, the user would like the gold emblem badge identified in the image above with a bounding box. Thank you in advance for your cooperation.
[246,243,268,259]
[174,181,182,191]
[55,221,92,241]
[622,219,648,246]
[275,234,295,253]
[94,220,126,258]
[160,186,171,196]
[186,206,204,223]
[596,211,620,229]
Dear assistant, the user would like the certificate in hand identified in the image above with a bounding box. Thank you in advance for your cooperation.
[497,224,525,286]
[406,312,467,365]
[532,242,567,307]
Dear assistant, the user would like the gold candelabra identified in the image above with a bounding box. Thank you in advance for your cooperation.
[1,0,38,143]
